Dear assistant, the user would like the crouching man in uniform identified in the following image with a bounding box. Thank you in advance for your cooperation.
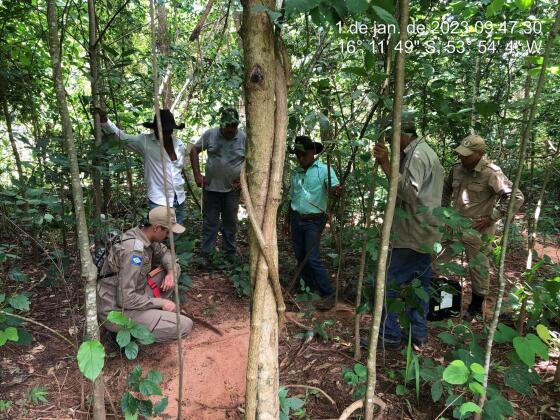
[97,207,193,342]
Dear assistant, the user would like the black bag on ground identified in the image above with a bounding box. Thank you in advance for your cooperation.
[428,277,462,321]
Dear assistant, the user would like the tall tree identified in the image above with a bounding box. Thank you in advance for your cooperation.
[240,0,289,417]
[46,1,106,418]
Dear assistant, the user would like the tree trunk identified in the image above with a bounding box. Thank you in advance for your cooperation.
[88,0,103,221]
[241,1,288,418]
[364,1,409,418]
[470,54,481,133]
[1,93,24,184]
[157,2,172,109]
[46,1,106,418]
[476,3,560,416]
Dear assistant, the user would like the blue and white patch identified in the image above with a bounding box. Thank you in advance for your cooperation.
[131,255,143,266]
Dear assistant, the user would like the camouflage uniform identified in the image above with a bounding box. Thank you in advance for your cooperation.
[96,226,192,342]
[440,156,524,296]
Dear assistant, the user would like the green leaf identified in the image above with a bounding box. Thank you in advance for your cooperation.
[460,402,481,416]
[0,293,5,304]
[347,0,369,14]
[5,327,18,342]
[437,332,458,346]
[527,333,549,360]
[120,392,137,415]
[443,360,469,385]
[483,396,513,419]
[431,381,443,402]
[136,399,153,416]
[124,411,138,420]
[128,365,143,387]
[486,0,505,17]
[470,363,485,383]
[116,330,131,348]
[396,384,408,395]
[474,101,499,117]
[513,334,548,366]
[353,363,367,378]
[504,364,540,395]
[469,381,486,396]
[124,341,139,360]
[147,370,163,385]
[0,331,7,346]
[153,397,168,415]
[536,324,552,344]
[494,323,519,344]
[515,0,533,9]
[372,5,398,27]
[130,324,155,345]
[284,0,320,18]
[8,268,28,282]
[77,340,105,381]
[138,379,162,396]
[8,295,30,311]
[107,311,134,328]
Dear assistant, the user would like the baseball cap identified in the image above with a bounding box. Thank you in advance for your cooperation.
[148,207,185,234]
[455,135,486,156]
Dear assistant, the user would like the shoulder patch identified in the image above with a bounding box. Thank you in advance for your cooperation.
[131,255,143,266]
[133,239,145,252]
[487,162,502,172]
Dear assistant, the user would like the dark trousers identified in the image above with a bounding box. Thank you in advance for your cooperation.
[290,212,335,297]
[201,189,240,254]
[381,248,432,345]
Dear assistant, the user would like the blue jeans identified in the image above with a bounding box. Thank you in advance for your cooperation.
[148,194,185,226]
[201,190,240,254]
[381,248,432,345]
[290,212,335,297]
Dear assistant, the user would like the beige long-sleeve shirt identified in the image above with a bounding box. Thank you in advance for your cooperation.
[442,157,524,232]
[391,138,445,253]
[96,227,176,321]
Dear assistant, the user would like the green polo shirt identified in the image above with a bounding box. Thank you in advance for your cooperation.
[289,160,340,214]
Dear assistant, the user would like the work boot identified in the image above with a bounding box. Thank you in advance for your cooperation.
[315,294,336,311]
[464,293,484,321]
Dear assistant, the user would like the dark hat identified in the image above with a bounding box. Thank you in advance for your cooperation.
[289,135,324,155]
[142,109,185,131]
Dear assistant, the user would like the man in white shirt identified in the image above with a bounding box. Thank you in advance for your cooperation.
[99,109,187,224]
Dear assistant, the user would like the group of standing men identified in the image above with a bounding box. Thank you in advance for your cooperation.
[95,106,523,349]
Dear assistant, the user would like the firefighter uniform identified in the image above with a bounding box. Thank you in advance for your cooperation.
[439,137,524,297]
[97,226,192,342]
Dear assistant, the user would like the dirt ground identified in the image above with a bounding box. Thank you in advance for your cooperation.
[1,230,559,419]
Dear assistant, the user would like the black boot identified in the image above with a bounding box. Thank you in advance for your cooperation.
[464,293,484,320]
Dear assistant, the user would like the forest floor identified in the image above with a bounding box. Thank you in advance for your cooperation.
[1,223,560,419]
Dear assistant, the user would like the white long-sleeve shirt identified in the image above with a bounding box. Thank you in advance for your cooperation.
[101,119,186,206]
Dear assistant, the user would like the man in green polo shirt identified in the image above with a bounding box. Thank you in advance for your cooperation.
[284,136,343,307]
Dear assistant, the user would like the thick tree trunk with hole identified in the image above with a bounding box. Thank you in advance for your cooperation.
[46,1,106,418]
[88,0,103,220]
[364,1,409,418]
[1,93,24,184]
[241,1,288,418]
[476,3,560,417]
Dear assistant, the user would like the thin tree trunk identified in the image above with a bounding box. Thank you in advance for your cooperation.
[189,0,214,41]
[157,3,172,109]
[88,0,103,220]
[46,1,105,418]
[364,1,409,418]
[148,2,185,419]
[476,3,560,416]
[241,1,288,417]
[1,94,24,183]
[470,54,481,133]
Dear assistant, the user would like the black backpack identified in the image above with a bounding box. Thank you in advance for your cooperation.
[91,232,134,279]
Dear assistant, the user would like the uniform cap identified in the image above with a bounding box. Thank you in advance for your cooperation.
[148,207,185,234]
[456,135,486,156]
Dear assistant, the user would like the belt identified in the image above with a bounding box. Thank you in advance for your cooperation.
[294,211,325,221]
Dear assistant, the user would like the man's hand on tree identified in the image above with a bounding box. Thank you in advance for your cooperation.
[373,143,391,176]
[161,299,176,312]
[161,271,175,292]
[330,185,344,197]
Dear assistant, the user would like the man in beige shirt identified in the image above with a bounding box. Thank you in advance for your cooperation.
[439,135,524,319]
[372,115,444,348]
[97,207,193,342]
